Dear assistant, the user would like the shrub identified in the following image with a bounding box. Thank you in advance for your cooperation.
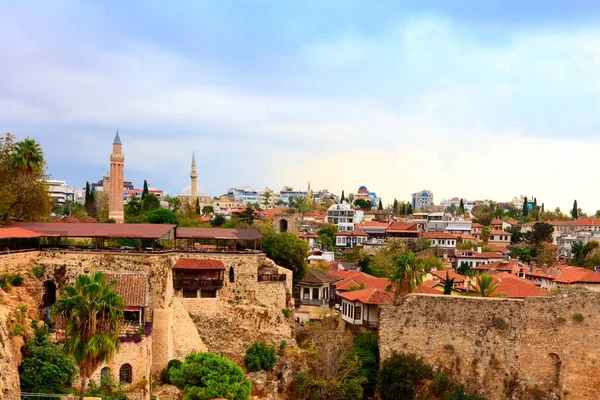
[282,308,291,319]
[443,386,485,400]
[431,370,453,396]
[245,341,277,372]
[377,351,432,400]
[161,359,182,384]
[352,330,379,397]
[19,336,77,394]
[170,352,251,400]
[556,316,566,324]
[9,273,24,286]
[443,344,455,352]
[572,313,585,323]
[32,266,44,280]
[278,340,287,356]
[492,317,507,329]
[86,374,127,400]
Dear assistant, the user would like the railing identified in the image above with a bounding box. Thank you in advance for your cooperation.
[173,277,224,290]
[258,274,286,282]
[41,247,263,255]
[296,298,329,306]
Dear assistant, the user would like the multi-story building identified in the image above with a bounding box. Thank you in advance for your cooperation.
[258,188,280,209]
[279,186,307,205]
[412,190,433,211]
[440,197,477,213]
[326,203,365,231]
[422,232,457,248]
[227,186,260,205]
[46,179,76,205]
[91,177,164,204]
[335,230,368,249]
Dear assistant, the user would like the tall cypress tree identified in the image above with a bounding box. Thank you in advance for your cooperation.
[142,180,149,199]
[84,182,91,207]
[378,199,383,211]
[196,198,201,215]
[459,198,465,212]
[533,198,537,209]
[541,203,545,213]
[572,200,578,219]
[407,203,413,215]
[393,199,399,216]
[340,190,345,203]
[400,203,406,215]
[522,197,528,217]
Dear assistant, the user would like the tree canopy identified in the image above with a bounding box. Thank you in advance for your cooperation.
[141,193,161,213]
[261,226,308,282]
[353,199,372,210]
[170,352,252,400]
[388,251,425,297]
[147,208,179,224]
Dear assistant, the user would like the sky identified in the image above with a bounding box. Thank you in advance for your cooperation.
[2,1,600,212]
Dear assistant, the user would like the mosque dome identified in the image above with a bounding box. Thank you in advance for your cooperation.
[179,185,209,197]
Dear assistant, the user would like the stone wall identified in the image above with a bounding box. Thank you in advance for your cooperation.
[0,307,22,400]
[379,293,600,400]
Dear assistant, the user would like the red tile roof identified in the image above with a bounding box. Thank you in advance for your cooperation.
[335,230,368,237]
[295,232,319,239]
[104,272,148,308]
[454,234,477,241]
[575,217,600,226]
[388,222,418,231]
[474,259,520,274]
[15,222,176,239]
[338,287,394,305]
[329,271,389,291]
[430,270,466,283]
[0,226,44,239]
[491,273,550,298]
[176,227,263,240]
[490,230,511,235]
[423,232,457,240]
[172,258,226,270]
[414,280,443,295]
[355,221,390,228]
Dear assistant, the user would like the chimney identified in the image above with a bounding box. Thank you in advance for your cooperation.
[542,265,547,275]
[550,266,555,276]
[558,268,563,278]
[477,246,482,253]
[531,264,536,274]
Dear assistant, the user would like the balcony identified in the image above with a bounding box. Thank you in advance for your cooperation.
[174,277,224,291]
[295,298,332,306]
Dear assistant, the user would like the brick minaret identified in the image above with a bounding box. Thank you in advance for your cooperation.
[108,131,125,223]
[190,151,198,207]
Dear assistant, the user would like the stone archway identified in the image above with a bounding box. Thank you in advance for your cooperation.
[539,353,561,388]
[279,219,288,233]
[43,280,57,308]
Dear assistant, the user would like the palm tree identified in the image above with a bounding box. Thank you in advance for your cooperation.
[11,137,44,174]
[263,191,271,209]
[53,271,124,400]
[480,226,491,245]
[468,274,503,297]
[387,251,425,297]
[443,271,455,295]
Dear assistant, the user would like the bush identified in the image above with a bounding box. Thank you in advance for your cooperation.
[377,351,432,400]
[146,208,179,225]
[282,308,291,319]
[9,273,23,286]
[352,330,379,397]
[86,374,127,400]
[572,313,585,323]
[443,386,485,400]
[161,359,182,384]
[170,352,251,400]
[278,341,287,356]
[431,370,453,396]
[32,265,44,280]
[19,336,77,394]
[245,341,277,372]
[492,317,507,329]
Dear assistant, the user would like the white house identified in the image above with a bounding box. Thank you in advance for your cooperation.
[338,288,393,328]
[422,232,457,248]
[327,202,365,231]
[335,230,368,249]
[455,249,505,269]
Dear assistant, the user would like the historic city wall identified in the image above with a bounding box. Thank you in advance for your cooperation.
[379,293,600,400]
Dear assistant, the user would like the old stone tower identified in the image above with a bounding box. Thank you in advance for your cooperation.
[109,131,125,223]
[190,151,198,207]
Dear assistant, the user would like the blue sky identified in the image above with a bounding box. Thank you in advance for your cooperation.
[2,1,600,211]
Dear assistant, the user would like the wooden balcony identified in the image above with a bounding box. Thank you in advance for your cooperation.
[174,277,224,291]
[258,273,286,282]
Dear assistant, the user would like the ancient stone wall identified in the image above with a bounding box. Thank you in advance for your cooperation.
[379,293,600,400]
[0,307,22,400]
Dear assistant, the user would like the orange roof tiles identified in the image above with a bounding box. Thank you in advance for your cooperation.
[104,272,148,308]
[15,222,175,239]
[423,232,457,240]
[491,273,550,298]
[335,230,368,237]
[355,221,390,228]
[338,287,394,305]
[0,226,44,239]
[329,271,390,291]
[430,270,466,283]
[388,222,418,231]
[414,280,443,295]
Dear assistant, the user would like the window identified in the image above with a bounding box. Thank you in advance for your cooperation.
[303,288,310,299]
[354,306,361,320]
[312,288,319,300]
[101,367,110,379]
[124,310,141,325]
[343,302,347,315]
[201,289,217,298]
[119,364,132,383]
[183,289,197,298]
[322,287,328,299]
[229,267,235,283]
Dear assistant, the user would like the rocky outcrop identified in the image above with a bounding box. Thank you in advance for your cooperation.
[0,305,23,400]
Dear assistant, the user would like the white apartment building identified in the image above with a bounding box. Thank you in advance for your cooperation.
[227,187,260,205]
[440,197,477,213]
[327,203,365,231]
[47,179,76,205]
[412,190,433,211]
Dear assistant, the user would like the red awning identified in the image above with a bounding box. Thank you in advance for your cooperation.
[0,227,44,239]
[172,258,226,270]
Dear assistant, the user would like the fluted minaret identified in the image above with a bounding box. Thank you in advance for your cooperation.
[108,131,125,223]
[307,181,312,202]
[190,151,198,207]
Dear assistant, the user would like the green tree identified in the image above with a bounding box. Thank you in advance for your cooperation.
[124,194,142,218]
[263,191,272,209]
[170,352,251,400]
[196,198,201,215]
[525,222,554,246]
[378,199,383,211]
[53,271,124,400]
[340,190,345,202]
[352,330,379,396]
[480,226,491,245]
[393,199,399,216]
[572,200,578,219]
[400,202,406,215]
[238,205,255,225]
[142,180,149,199]
[202,205,215,216]
[84,182,91,209]
[141,193,161,213]
[147,208,179,224]
[244,341,276,372]
[19,326,78,394]
[457,262,472,276]
[459,199,465,213]
[262,226,308,283]
[354,199,372,210]
[85,188,97,217]
[443,272,455,295]
[407,203,413,215]
[317,223,338,250]
[0,133,52,223]
[164,195,181,212]
[212,214,226,227]
[377,351,432,400]
[388,251,425,297]
[468,274,502,297]
[522,197,529,217]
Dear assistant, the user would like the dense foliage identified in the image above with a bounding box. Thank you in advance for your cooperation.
[377,351,432,400]
[161,359,183,384]
[351,330,379,397]
[261,225,308,282]
[244,341,277,372]
[146,208,179,224]
[170,352,251,400]
[19,325,78,394]
[85,374,127,400]
[0,133,52,223]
